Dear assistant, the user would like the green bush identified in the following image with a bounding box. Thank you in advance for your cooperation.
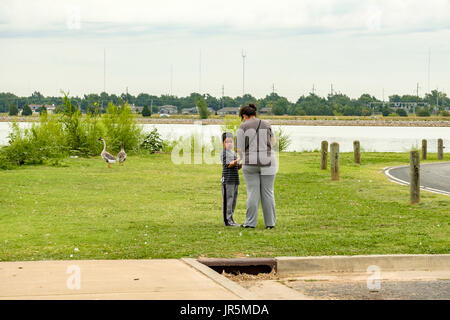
[140,128,164,153]
[1,94,144,169]
[8,103,18,116]
[274,127,291,152]
[396,109,408,117]
[416,108,431,117]
[22,105,32,116]
[195,96,209,119]
[142,105,151,117]
[102,102,142,154]
[440,110,450,117]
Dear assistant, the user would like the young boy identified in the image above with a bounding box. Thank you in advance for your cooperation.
[221,132,242,227]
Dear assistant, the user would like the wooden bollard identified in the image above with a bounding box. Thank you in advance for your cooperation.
[438,139,444,160]
[353,140,361,164]
[421,139,427,160]
[330,142,340,181]
[321,141,328,170]
[410,150,420,204]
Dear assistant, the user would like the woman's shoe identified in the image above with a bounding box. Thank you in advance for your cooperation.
[266,226,275,229]
[241,225,255,228]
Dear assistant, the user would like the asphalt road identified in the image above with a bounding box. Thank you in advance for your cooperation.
[287,280,450,300]
[387,162,450,194]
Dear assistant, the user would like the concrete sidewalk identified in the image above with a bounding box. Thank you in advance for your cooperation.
[0,259,247,300]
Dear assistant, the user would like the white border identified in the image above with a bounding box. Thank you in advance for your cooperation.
[383,162,450,196]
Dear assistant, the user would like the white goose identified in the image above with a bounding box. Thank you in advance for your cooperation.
[98,137,117,168]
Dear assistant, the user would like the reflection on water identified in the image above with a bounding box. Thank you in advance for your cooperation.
[0,122,448,152]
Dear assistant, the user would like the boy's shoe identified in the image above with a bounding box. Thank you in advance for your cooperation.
[227,223,241,227]
[266,226,275,229]
[241,225,255,228]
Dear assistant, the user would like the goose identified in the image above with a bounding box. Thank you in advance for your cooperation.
[117,141,127,166]
[98,137,117,168]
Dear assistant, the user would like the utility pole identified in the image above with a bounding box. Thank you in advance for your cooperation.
[170,64,173,96]
[330,84,333,96]
[428,48,431,93]
[103,48,106,93]
[199,50,202,94]
[272,83,275,95]
[436,86,439,107]
[241,49,246,96]
[312,84,315,95]
[221,85,224,109]
[416,83,420,114]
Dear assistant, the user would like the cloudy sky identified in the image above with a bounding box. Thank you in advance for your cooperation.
[1,0,449,101]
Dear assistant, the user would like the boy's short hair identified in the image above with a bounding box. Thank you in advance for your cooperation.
[222,132,234,143]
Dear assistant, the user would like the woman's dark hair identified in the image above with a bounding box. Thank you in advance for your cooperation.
[239,103,257,119]
[222,132,234,143]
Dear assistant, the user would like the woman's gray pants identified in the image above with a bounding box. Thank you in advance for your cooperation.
[242,166,276,227]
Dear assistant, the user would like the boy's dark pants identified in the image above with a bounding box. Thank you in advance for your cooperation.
[222,183,238,226]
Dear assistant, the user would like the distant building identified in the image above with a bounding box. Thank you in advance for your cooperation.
[160,105,178,114]
[217,107,240,115]
[29,104,57,114]
[182,107,198,115]
[130,104,144,113]
[181,106,215,115]
[259,107,272,115]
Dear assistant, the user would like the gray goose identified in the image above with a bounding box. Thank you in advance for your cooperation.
[117,141,127,166]
[98,137,117,168]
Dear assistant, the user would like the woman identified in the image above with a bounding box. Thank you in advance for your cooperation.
[236,104,277,229]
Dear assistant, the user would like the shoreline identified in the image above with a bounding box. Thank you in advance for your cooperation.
[1,116,449,127]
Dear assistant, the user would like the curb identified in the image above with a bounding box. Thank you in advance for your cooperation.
[276,254,450,276]
[181,258,258,300]
[383,161,450,196]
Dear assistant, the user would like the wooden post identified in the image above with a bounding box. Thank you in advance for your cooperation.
[321,141,328,170]
[353,140,361,164]
[438,139,444,160]
[421,139,427,160]
[330,142,339,181]
[410,150,420,204]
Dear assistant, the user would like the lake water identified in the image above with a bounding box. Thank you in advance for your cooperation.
[0,122,448,152]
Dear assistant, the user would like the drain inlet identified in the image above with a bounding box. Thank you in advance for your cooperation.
[198,258,276,275]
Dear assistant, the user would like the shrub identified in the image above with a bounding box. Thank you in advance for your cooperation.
[102,102,142,154]
[195,96,209,119]
[274,127,291,152]
[396,109,408,117]
[1,94,144,168]
[141,128,164,153]
[440,110,450,117]
[8,103,18,116]
[142,105,151,117]
[22,105,32,116]
[416,108,431,117]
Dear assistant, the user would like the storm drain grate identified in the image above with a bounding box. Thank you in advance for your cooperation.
[198,258,276,275]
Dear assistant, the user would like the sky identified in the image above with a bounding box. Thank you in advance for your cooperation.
[1,0,450,102]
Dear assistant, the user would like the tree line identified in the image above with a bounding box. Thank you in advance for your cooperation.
[1,89,449,116]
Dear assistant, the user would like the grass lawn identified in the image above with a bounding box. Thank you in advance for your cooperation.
[0,152,448,261]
